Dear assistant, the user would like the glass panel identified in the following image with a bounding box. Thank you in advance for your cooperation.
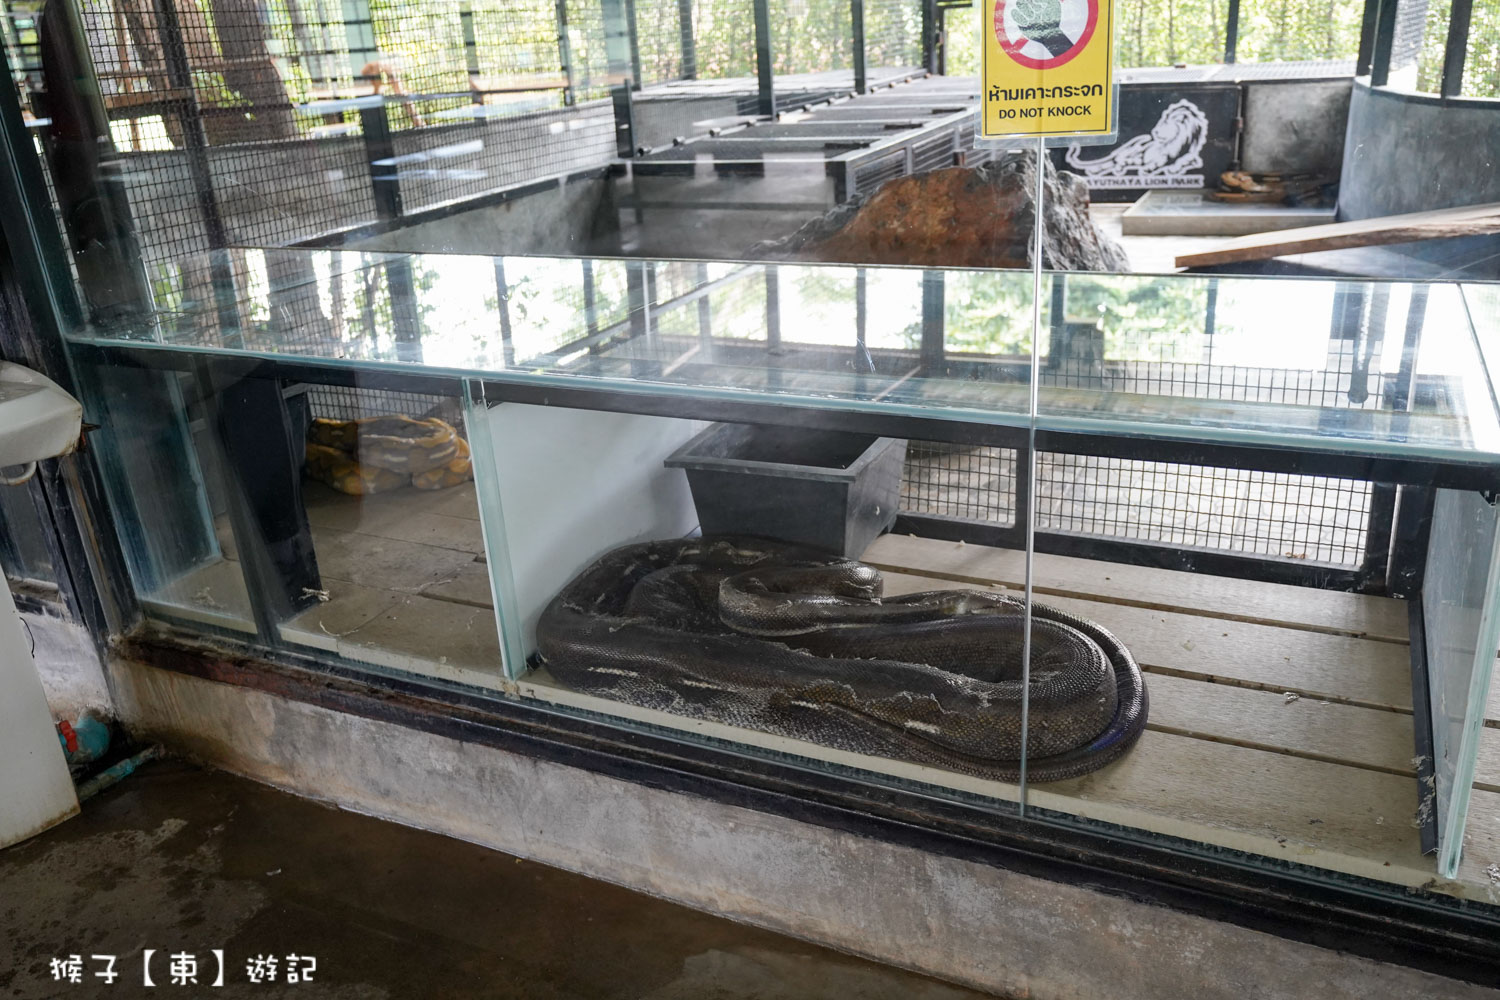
[78,361,257,634]
[68,256,1500,466]
[459,245,1039,807]
[1424,488,1500,878]
[10,0,1500,909]
[0,481,56,590]
[1017,0,1499,902]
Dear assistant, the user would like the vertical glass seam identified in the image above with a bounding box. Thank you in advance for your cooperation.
[462,377,527,680]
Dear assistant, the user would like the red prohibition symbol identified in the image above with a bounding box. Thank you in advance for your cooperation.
[993,0,1100,69]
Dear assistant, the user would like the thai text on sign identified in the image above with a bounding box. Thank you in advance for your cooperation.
[980,0,1116,139]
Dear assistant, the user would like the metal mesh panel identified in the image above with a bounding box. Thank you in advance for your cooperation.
[770,0,853,75]
[864,0,922,68]
[1034,456,1372,566]
[1233,0,1366,63]
[902,444,1018,527]
[1464,0,1500,96]
[1417,0,1453,91]
[23,0,615,277]
[306,384,465,432]
[943,0,1364,71]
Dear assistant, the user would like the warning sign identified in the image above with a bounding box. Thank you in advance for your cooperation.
[980,0,1116,140]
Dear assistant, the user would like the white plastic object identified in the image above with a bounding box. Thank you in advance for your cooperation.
[0,362,83,470]
[0,361,84,845]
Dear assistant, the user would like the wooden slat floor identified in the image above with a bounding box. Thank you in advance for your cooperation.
[864,534,1500,903]
[165,485,1500,903]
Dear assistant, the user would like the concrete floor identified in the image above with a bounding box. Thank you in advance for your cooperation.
[0,759,1000,999]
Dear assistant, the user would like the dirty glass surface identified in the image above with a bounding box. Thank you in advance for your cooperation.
[7,0,1500,906]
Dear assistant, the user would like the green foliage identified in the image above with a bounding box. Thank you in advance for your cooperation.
[944,0,1363,73]
[938,272,1211,360]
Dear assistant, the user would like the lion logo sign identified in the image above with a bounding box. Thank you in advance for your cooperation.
[1064,99,1210,188]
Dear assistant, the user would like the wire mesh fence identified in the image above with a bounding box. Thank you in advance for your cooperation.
[1462,0,1500,95]
[942,0,1364,71]
[1032,456,1372,566]
[901,444,1019,527]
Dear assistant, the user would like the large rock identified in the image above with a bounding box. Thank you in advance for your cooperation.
[751,153,1129,271]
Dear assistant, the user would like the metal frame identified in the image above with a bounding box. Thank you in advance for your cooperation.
[0,41,138,644]
[1440,0,1475,97]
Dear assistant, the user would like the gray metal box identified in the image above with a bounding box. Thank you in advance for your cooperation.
[665,423,906,557]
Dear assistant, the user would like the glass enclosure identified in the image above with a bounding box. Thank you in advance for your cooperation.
[4,0,1499,905]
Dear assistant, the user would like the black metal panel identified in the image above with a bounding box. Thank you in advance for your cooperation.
[197,360,322,633]
[1408,598,1439,855]
[1441,0,1475,97]
[1048,84,1241,203]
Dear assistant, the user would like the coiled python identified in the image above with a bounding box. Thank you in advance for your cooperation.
[537,536,1148,783]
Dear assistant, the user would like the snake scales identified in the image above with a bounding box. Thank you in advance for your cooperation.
[537,536,1148,783]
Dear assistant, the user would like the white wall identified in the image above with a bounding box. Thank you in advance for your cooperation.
[472,402,703,668]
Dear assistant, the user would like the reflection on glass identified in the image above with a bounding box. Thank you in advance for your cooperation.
[71,253,1500,464]
[83,364,257,634]
[1424,488,1500,877]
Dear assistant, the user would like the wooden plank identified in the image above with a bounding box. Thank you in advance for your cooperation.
[1475,729,1500,794]
[1173,201,1500,268]
[881,572,1413,711]
[520,669,1451,893]
[1143,672,1415,775]
[1030,730,1433,890]
[1458,790,1500,898]
[865,534,1410,642]
[308,527,477,595]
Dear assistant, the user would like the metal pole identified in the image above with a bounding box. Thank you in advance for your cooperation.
[1356,0,1381,75]
[695,262,713,360]
[1223,0,1241,64]
[1440,0,1474,96]
[555,0,576,105]
[851,0,867,92]
[919,270,944,371]
[359,103,402,221]
[753,0,776,116]
[921,0,939,73]
[604,0,638,150]
[625,0,644,89]
[1018,136,1047,812]
[494,258,515,367]
[678,0,697,79]
[1370,0,1400,86]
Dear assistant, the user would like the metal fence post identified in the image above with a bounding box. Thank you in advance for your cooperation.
[359,103,401,220]
[1440,0,1474,96]
[1223,0,1241,64]
[555,0,576,105]
[1357,0,1381,74]
[920,270,944,371]
[753,0,776,115]
[921,0,939,73]
[604,0,638,151]
[625,0,644,88]
[851,0,867,92]
[678,0,697,79]
[494,258,516,367]
[1370,0,1400,86]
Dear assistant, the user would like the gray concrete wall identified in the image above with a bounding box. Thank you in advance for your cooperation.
[1339,81,1500,220]
[348,176,620,256]
[1240,79,1352,176]
[634,96,745,150]
[110,657,1500,1000]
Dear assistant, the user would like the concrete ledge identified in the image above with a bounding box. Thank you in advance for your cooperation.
[110,656,1500,1000]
